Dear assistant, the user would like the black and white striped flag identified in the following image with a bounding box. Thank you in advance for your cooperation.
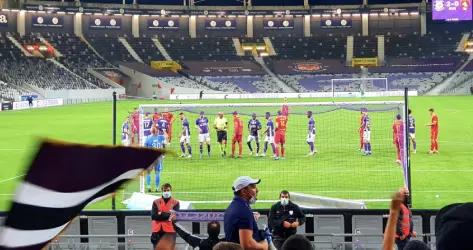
[0,140,165,249]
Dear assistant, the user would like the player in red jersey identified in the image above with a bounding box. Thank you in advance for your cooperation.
[131,108,140,145]
[275,110,288,159]
[392,114,403,165]
[162,111,175,144]
[231,111,244,158]
[281,97,289,117]
[427,108,439,154]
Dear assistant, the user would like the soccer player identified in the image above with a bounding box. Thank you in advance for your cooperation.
[142,112,154,145]
[359,110,364,151]
[152,108,161,124]
[145,127,164,193]
[162,111,175,144]
[156,114,169,149]
[214,112,228,157]
[121,116,131,146]
[262,112,278,159]
[393,114,403,165]
[179,112,192,158]
[275,110,288,159]
[306,111,317,156]
[281,98,289,117]
[408,109,417,154]
[231,111,243,158]
[361,109,372,155]
[427,108,439,154]
[196,111,211,158]
[247,113,262,156]
[131,108,140,145]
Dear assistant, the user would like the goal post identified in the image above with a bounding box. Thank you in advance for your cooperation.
[122,100,410,209]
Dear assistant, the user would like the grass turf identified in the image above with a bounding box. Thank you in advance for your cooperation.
[0,96,472,211]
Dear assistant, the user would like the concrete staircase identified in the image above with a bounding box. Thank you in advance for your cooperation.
[262,37,277,56]
[118,37,144,63]
[47,58,98,89]
[6,34,32,57]
[232,38,245,56]
[425,54,473,95]
[253,55,295,93]
[151,38,173,61]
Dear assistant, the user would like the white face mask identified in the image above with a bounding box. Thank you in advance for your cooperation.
[162,191,172,199]
[280,198,289,206]
[249,195,257,205]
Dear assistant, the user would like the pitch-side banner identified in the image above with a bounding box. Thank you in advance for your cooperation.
[320,19,352,29]
[32,15,63,28]
[147,18,179,30]
[205,19,237,30]
[89,17,121,29]
[263,19,294,29]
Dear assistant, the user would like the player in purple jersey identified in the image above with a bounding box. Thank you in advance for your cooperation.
[408,109,417,154]
[262,112,278,159]
[142,112,153,145]
[247,113,262,156]
[179,112,192,158]
[306,111,317,156]
[196,111,211,159]
[156,114,169,149]
[361,109,372,155]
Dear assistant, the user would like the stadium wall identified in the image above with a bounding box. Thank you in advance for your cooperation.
[0,11,17,32]
[311,15,362,36]
[369,14,419,35]
[253,16,304,37]
[25,13,74,33]
[40,88,125,102]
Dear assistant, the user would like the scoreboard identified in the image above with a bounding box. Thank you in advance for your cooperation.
[433,0,472,21]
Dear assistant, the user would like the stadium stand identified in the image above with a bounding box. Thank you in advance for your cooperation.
[127,36,166,64]
[354,36,377,57]
[270,35,346,60]
[43,32,113,89]
[0,80,27,101]
[162,36,241,62]
[87,34,136,65]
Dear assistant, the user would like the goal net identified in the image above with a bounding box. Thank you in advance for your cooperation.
[122,101,408,209]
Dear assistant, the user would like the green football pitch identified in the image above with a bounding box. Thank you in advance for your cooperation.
[0,96,472,211]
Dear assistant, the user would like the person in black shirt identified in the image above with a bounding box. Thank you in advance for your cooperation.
[174,221,223,250]
[269,190,306,249]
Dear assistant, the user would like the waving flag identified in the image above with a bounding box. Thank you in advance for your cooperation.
[0,140,165,249]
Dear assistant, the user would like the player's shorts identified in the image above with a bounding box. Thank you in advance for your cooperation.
[180,135,190,144]
[275,132,286,144]
[199,133,211,143]
[233,134,242,142]
[363,130,371,143]
[264,135,275,143]
[307,133,315,143]
[122,137,130,146]
[157,135,166,146]
[247,135,259,143]
[409,133,416,140]
[217,131,227,143]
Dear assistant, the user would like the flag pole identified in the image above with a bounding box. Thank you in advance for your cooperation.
[112,91,117,210]
[404,87,412,207]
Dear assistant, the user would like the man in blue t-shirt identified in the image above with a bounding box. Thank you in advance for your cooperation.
[224,176,269,250]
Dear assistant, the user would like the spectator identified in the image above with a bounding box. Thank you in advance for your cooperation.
[280,235,313,250]
[150,183,180,249]
[200,90,204,100]
[404,240,431,250]
[395,187,416,250]
[383,190,403,250]
[435,202,473,250]
[27,95,33,107]
[213,242,244,250]
[224,176,269,250]
[174,221,224,250]
[268,190,306,249]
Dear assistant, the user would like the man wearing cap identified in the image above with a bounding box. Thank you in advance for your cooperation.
[214,112,228,157]
[269,190,306,249]
[224,176,269,250]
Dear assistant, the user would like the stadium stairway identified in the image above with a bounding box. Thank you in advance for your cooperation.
[80,35,112,65]
[47,58,102,89]
[6,35,32,57]
[253,55,296,93]
[232,38,245,56]
[119,37,144,63]
[262,37,277,56]
[425,54,473,95]
[151,37,173,61]
[37,35,63,57]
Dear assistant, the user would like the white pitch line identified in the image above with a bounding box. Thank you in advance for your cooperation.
[0,174,25,184]
[0,149,26,151]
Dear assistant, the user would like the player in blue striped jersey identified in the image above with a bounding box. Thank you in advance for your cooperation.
[179,112,192,158]
[262,112,278,159]
[408,109,417,154]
